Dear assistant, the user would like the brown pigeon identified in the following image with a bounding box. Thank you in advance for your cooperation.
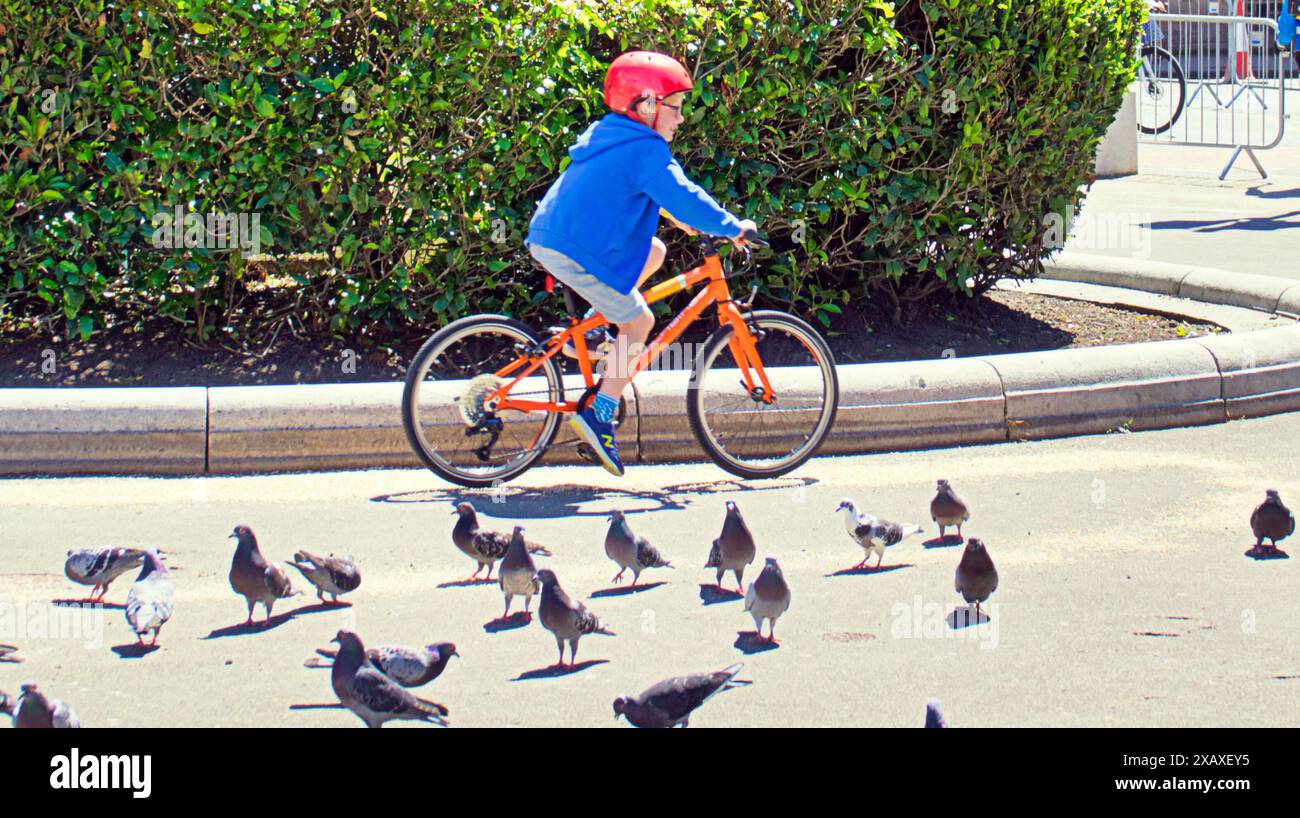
[705,501,756,593]
[930,479,971,542]
[499,526,541,620]
[1250,489,1294,554]
[451,503,551,580]
[613,663,746,728]
[288,550,361,603]
[605,510,672,586]
[537,569,614,667]
[330,630,448,728]
[228,525,299,625]
[955,537,998,616]
[13,683,81,728]
[745,557,791,642]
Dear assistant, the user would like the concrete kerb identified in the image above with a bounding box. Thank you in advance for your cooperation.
[2,253,1299,476]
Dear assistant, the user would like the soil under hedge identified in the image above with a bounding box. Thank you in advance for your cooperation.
[0,290,1221,388]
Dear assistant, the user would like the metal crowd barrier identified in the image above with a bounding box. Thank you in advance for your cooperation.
[1137,10,1287,179]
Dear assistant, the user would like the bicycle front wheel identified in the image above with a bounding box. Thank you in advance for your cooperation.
[687,310,839,479]
[402,315,564,487]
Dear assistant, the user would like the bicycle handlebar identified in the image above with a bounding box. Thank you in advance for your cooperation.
[703,228,769,249]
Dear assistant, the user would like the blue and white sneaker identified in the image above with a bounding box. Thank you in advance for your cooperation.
[570,407,624,476]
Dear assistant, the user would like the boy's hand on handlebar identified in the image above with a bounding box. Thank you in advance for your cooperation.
[732,219,759,248]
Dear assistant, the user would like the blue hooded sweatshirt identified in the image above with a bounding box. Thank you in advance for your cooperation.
[526,113,745,295]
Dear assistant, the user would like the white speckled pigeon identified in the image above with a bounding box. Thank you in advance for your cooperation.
[288,550,361,603]
[126,549,174,646]
[64,547,146,601]
[836,498,922,568]
[314,642,458,688]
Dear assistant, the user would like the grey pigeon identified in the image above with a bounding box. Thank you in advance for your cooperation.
[955,537,998,615]
[1250,489,1294,553]
[64,547,146,601]
[537,569,614,667]
[13,683,81,728]
[0,689,13,717]
[125,549,174,646]
[836,498,923,568]
[313,642,458,688]
[605,510,672,585]
[451,503,551,580]
[499,526,541,620]
[288,550,361,603]
[924,698,949,728]
[930,479,971,542]
[705,501,756,593]
[613,663,746,728]
[744,557,791,642]
[228,525,300,625]
[330,630,449,728]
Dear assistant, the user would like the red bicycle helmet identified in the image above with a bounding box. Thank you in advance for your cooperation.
[604,51,693,116]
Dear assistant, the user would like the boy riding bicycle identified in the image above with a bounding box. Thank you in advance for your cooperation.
[525,50,758,477]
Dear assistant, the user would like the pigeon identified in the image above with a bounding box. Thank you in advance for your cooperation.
[313,642,458,688]
[613,663,746,728]
[125,549,174,646]
[955,537,998,616]
[930,479,971,542]
[13,683,81,728]
[0,689,13,717]
[499,526,541,620]
[745,557,791,643]
[228,525,300,625]
[924,698,949,728]
[64,547,146,601]
[537,569,614,667]
[705,501,756,593]
[1250,489,1294,554]
[330,629,448,728]
[836,498,923,568]
[287,550,361,604]
[451,502,551,580]
[605,510,672,586]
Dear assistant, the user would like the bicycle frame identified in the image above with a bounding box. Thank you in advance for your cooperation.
[485,248,776,414]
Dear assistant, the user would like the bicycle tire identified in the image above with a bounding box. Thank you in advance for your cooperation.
[687,310,839,479]
[1137,45,1185,136]
[402,314,564,487]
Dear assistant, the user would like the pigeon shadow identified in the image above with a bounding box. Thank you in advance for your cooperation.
[52,598,125,611]
[699,584,744,605]
[1245,546,1290,560]
[923,536,963,549]
[111,643,160,659]
[512,659,609,681]
[591,581,667,598]
[947,606,991,630]
[734,631,780,655]
[202,611,297,639]
[369,476,818,519]
[483,612,533,633]
[436,578,497,589]
[288,601,348,617]
[288,703,346,711]
[827,563,914,578]
[0,646,23,664]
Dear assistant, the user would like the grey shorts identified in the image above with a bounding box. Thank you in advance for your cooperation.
[527,243,648,325]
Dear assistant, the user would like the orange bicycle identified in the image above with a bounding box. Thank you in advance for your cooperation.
[401,231,839,487]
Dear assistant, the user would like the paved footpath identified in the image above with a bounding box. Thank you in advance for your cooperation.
[2,413,1298,728]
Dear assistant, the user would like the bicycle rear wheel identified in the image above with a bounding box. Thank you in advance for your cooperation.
[402,315,564,487]
[687,310,839,479]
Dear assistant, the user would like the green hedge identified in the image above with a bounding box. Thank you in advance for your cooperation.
[0,0,1143,343]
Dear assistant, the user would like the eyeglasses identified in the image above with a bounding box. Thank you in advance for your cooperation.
[659,101,685,116]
